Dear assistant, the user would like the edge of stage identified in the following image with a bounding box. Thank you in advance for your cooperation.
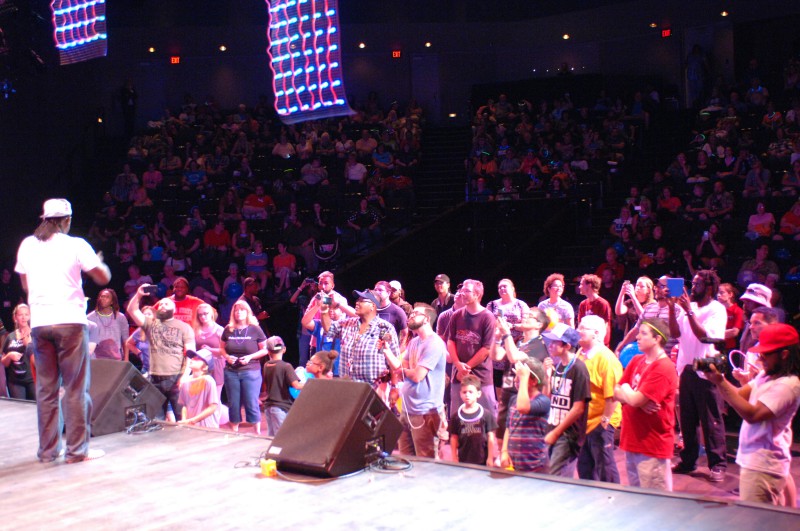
[1,398,797,529]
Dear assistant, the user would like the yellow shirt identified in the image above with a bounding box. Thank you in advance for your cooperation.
[579,345,623,432]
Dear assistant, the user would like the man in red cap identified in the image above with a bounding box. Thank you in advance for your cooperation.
[705,323,800,505]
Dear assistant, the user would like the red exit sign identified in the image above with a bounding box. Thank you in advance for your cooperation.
[170,56,181,64]
[661,28,672,38]
[391,50,401,59]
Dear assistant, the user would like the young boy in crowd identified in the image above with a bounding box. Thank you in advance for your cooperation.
[178,349,221,428]
[449,374,498,466]
[500,359,550,473]
[542,323,591,477]
[262,336,303,436]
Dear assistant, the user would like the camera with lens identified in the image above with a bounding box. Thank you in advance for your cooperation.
[693,355,728,373]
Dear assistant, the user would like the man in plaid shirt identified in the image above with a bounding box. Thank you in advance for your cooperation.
[322,289,400,386]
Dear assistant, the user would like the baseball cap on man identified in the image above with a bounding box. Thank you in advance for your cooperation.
[434,274,450,284]
[749,324,799,353]
[740,283,772,307]
[41,198,72,219]
[389,280,402,292]
[542,322,581,349]
[353,289,380,307]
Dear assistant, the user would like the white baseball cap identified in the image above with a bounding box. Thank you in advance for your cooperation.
[41,198,72,219]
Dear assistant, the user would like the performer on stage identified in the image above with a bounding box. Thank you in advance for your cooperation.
[15,198,111,463]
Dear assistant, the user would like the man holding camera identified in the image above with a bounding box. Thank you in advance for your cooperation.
[706,323,800,505]
[668,270,728,482]
[321,289,399,387]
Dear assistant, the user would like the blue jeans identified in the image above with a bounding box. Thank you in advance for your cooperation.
[32,324,91,462]
[150,374,181,420]
[224,369,262,424]
[577,423,620,483]
[265,406,288,436]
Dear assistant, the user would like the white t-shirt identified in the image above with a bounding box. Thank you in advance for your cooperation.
[15,233,102,328]
[675,300,726,377]
[736,373,800,477]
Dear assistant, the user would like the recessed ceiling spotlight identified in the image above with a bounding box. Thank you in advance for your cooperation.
[148,47,155,53]
[562,34,570,40]
[358,42,366,49]
[649,23,658,28]
[219,45,227,52]
[720,11,729,17]
[425,42,432,48]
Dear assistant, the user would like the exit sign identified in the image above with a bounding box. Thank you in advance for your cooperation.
[391,50,401,59]
[661,28,672,38]
[170,56,181,64]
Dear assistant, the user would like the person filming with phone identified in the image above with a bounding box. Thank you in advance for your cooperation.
[667,270,729,482]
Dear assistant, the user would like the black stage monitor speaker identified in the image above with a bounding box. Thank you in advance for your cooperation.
[89,359,166,437]
[267,379,403,477]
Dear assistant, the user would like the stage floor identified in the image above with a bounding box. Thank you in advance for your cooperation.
[1,399,798,530]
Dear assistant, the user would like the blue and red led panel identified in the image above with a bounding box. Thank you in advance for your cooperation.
[51,0,108,65]
[266,0,353,124]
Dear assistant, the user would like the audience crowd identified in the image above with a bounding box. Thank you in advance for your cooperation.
[3,57,800,509]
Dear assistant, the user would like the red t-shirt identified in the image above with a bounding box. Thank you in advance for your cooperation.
[273,253,296,272]
[171,295,203,326]
[619,354,677,459]
[578,296,612,347]
[243,194,275,211]
[203,228,230,248]
[724,303,744,350]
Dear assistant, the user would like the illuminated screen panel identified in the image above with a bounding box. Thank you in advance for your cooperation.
[266,0,353,124]
[51,0,108,66]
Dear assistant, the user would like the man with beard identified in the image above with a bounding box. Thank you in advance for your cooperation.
[706,324,800,505]
[668,269,728,482]
[128,285,196,420]
[169,276,204,325]
[382,303,446,458]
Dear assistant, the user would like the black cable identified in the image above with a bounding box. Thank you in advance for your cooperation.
[369,455,413,473]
